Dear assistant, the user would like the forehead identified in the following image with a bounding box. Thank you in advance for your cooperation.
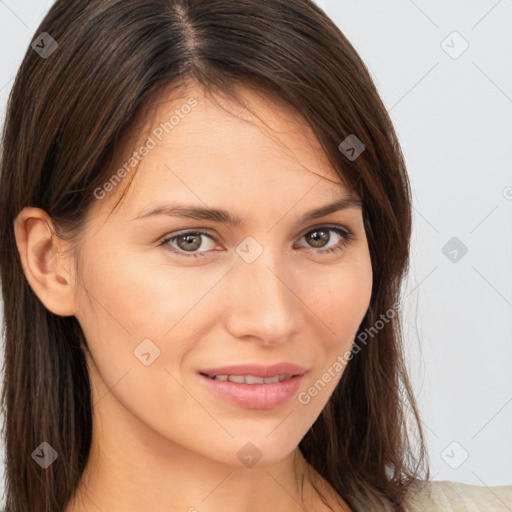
[94,82,352,221]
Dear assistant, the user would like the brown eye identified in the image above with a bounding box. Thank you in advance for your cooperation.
[176,233,202,251]
[304,228,331,248]
[160,230,216,258]
[297,226,354,255]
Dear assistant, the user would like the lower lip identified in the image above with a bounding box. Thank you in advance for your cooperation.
[198,373,306,409]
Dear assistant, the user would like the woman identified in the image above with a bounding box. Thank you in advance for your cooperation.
[0,1,510,511]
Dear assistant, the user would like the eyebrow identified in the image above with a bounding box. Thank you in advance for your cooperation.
[132,196,362,227]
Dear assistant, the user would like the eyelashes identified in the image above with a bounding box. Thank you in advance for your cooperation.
[158,225,355,259]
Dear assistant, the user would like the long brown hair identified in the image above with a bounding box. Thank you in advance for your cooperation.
[0,1,429,510]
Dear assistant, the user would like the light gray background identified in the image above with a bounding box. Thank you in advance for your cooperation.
[0,0,511,498]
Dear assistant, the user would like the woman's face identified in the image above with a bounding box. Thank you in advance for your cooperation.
[72,83,373,468]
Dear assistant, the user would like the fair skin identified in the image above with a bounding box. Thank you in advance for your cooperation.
[14,82,372,512]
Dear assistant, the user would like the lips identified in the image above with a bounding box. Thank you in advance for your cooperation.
[198,362,307,379]
[198,371,306,409]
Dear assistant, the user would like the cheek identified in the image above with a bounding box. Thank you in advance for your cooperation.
[75,245,198,338]
[73,246,229,391]
[307,257,373,343]
[294,260,372,414]
[73,248,199,435]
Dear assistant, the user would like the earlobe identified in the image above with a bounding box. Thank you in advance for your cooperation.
[13,207,77,317]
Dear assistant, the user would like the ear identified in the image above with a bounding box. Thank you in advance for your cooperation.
[13,206,77,316]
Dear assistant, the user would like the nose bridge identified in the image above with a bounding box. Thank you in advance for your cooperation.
[225,237,301,343]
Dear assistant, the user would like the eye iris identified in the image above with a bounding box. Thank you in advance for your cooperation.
[177,233,202,251]
[307,229,329,248]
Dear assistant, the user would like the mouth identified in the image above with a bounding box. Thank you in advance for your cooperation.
[199,372,302,384]
[197,372,306,410]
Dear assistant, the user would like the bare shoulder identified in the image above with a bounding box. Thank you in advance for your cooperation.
[404,479,512,511]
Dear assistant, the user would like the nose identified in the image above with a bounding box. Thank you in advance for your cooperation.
[223,249,303,345]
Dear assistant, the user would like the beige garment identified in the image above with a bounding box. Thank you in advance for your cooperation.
[405,479,512,511]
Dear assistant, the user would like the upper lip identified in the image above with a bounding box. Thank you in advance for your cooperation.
[199,362,307,378]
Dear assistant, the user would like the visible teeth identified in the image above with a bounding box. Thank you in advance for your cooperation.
[244,375,265,384]
[207,374,293,384]
[229,375,247,384]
